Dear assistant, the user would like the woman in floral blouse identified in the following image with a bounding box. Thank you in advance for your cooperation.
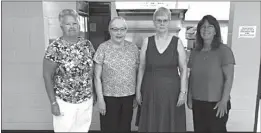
[94,17,139,132]
[43,9,95,132]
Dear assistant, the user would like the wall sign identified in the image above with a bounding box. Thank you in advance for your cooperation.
[238,26,256,38]
[90,23,96,32]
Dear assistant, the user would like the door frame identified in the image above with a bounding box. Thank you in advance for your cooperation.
[254,62,261,132]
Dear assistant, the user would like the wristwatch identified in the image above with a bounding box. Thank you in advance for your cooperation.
[51,101,57,105]
[180,91,187,94]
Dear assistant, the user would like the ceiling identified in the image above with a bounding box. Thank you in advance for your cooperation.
[115,2,230,21]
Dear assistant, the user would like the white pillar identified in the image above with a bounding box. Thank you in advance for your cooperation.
[228,2,260,131]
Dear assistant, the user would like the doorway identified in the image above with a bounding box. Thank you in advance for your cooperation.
[77,1,111,50]
[254,62,261,132]
[88,2,111,50]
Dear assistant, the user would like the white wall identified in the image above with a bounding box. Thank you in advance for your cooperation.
[2,1,51,130]
[228,2,260,131]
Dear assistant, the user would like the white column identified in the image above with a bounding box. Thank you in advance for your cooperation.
[228,2,260,131]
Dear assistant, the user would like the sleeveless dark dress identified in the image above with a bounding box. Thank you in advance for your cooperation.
[136,36,186,132]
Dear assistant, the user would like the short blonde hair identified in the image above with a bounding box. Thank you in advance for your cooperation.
[108,16,128,30]
[58,9,79,25]
[153,7,171,21]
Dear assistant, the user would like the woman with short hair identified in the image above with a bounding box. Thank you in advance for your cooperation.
[43,9,95,132]
[94,16,139,132]
[135,7,187,132]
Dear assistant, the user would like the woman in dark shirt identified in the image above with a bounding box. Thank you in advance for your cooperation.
[187,15,235,132]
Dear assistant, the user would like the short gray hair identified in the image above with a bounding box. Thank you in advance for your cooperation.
[153,7,171,21]
[108,16,128,30]
[58,9,79,25]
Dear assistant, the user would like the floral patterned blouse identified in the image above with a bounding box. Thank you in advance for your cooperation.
[44,37,95,104]
[93,40,139,97]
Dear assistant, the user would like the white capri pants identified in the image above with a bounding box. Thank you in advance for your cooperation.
[53,97,93,132]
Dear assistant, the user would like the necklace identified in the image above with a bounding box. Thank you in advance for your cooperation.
[203,54,208,60]
[201,49,211,60]
[109,40,125,50]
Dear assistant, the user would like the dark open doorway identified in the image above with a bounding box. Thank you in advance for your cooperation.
[89,2,111,50]
[77,1,111,50]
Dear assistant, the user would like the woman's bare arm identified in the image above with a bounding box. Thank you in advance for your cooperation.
[177,39,188,93]
[43,58,57,104]
[221,64,234,101]
[94,63,104,102]
[136,38,148,94]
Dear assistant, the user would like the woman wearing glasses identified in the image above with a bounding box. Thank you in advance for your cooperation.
[94,16,139,132]
[135,7,187,132]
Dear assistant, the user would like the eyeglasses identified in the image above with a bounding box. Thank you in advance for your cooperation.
[155,19,169,24]
[200,25,215,30]
[110,27,127,32]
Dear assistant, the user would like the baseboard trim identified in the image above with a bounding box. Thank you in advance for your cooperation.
[1,130,138,133]
[1,130,197,133]
[0,130,197,133]
[2,131,52,133]
[2,130,257,133]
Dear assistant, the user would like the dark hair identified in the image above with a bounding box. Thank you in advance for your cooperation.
[195,15,222,51]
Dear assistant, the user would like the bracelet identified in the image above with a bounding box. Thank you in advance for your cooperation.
[51,101,57,105]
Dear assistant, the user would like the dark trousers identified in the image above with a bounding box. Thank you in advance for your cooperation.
[100,95,134,132]
[192,99,231,132]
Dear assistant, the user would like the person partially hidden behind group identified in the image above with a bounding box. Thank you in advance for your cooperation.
[43,9,95,132]
[187,15,236,132]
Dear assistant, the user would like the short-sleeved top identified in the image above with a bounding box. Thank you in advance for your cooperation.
[44,37,95,104]
[93,40,139,97]
[188,44,235,102]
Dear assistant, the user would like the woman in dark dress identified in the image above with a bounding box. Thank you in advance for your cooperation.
[135,7,188,132]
